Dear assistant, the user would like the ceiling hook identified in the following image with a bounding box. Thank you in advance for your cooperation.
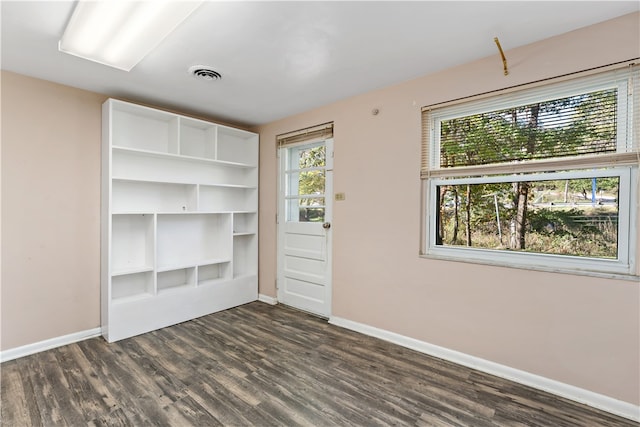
[494,37,509,76]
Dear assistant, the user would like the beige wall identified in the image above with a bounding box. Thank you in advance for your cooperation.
[257,13,640,405]
[1,71,107,350]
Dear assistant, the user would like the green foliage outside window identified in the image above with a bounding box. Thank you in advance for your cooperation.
[436,89,620,259]
[295,145,326,222]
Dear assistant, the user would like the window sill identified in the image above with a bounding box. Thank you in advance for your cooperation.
[419,252,639,283]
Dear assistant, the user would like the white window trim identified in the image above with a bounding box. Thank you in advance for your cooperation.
[424,168,637,278]
[421,66,639,280]
[282,139,332,223]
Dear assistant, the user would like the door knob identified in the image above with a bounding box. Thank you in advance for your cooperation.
[322,222,331,229]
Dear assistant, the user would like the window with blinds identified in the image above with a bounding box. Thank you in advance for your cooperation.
[439,88,617,168]
[420,64,639,278]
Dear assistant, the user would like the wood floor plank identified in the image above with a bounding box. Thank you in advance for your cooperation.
[1,302,637,427]
[131,333,200,385]
[0,359,38,426]
[248,360,373,426]
[80,336,185,405]
[87,407,134,427]
[21,349,86,426]
[163,394,223,426]
[53,344,118,420]
[185,379,249,425]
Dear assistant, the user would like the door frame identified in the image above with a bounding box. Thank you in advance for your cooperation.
[276,138,333,317]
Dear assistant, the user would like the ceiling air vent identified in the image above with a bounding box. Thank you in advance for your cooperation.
[189,65,222,81]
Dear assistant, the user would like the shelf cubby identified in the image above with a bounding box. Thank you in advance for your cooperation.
[233,234,257,277]
[112,148,254,186]
[180,117,216,159]
[111,271,154,301]
[157,267,195,292]
[111,102,178,154]
[111,214,154,274]
[198,262,230,285]
[156,213,232,270]
[233,212,257,235]
[199,185,257,212]
[112,180,197,213]
[217,127,259,165]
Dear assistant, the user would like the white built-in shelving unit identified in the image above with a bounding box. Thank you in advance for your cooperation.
[101,99,258,342]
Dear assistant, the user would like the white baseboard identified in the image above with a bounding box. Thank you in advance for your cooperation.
[258,294,278,305]
[329,316,640,422]
[0,327,102,363]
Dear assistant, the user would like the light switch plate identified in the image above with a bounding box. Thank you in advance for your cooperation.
[335,192,346,201]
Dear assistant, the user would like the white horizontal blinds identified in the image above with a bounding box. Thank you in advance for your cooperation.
[420,62,639,179]
[277,122,333,147]
[628,67,640,152]
[421,110,431,177]
[439,88,617,168]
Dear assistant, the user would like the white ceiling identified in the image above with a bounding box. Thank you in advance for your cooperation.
[2,1,638,126]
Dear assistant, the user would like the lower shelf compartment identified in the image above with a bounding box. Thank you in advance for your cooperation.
[233,234,257,277]
[105,275,258,342]
[111,271,153,301]
[198,262,230,285]
[157,267,195,292]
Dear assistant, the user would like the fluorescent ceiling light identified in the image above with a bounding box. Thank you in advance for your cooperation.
[59,1,203,71]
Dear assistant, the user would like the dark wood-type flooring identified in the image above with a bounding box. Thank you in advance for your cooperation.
[1,302,637,426]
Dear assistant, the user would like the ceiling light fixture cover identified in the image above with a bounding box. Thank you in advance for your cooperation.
[189,65,222,81]
[59,1,203,71]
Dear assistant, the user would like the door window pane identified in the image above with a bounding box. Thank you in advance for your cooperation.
[288,170,325,196]
[287,198,325,222]
[297,145,325,169]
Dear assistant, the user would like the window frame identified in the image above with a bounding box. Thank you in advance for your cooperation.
[283,140,329,223]
[426,168,636,276]
[421,66,639,279]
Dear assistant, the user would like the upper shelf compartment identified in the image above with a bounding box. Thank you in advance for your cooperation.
[217,126,258,166]
[108,100,258,166]
[111,101,179,154]
[179,117,216,160]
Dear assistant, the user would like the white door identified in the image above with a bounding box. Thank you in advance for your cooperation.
[277,139,333,317]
